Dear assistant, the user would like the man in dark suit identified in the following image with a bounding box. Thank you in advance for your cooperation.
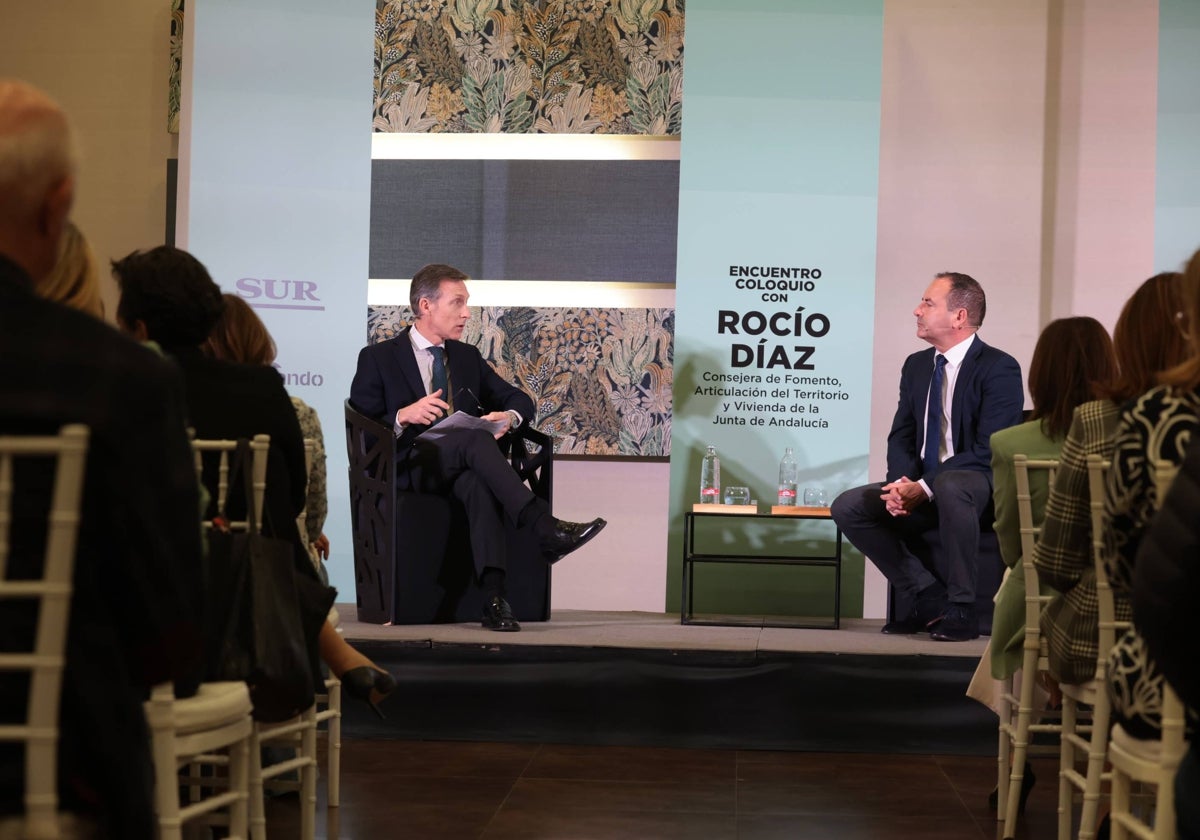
[350,264,606,631]
[0,80,204,838]
[831,272,1024,641]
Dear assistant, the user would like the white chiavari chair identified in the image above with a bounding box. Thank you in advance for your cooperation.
[188,434,319,840]
[999,455,1062,839]
[0,425,88,840]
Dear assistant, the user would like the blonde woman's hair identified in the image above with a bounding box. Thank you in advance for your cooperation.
[34,221,102,318]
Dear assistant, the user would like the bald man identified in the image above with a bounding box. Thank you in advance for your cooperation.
[0,80,204,839]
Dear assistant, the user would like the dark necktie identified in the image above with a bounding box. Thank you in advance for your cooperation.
[923,354,947,478]
[429,346,451,418]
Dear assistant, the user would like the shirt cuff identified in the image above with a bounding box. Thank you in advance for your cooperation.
[393,410,406,437]
[917,478,933,501]
[507,410,523,429]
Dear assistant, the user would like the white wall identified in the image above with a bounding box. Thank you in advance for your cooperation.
[0,0,176,316]
[3,0,1166,617]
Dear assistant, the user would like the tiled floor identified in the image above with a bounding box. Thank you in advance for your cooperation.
[266,738,1063,839]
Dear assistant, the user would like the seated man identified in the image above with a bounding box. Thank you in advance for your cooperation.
[350,263,606,632]
[0,80,204,839]
[831,272,1023,641]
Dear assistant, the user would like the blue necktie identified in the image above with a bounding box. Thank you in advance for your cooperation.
[923,354,947,478]
[429,346,451,419]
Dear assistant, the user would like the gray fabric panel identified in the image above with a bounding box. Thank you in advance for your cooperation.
[370,159,678,282]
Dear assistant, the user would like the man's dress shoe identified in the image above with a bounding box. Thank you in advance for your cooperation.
[880,588,946,634]
[539,517,607,563]
[930,604,980,641]
[482,595,521,632]
[881,615,935,635]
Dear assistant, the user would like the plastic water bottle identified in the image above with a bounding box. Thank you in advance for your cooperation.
[699,445,720,504]
[778,447,798,506]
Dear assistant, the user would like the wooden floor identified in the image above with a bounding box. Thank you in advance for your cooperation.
[265,737,1063,839]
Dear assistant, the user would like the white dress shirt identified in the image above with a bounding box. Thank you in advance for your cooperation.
[917,332,976,501]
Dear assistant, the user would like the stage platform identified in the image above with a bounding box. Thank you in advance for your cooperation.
[337,606,997,756]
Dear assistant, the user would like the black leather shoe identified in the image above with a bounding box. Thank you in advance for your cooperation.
[881,584,947,634]
[539,517,607,563]
[341,666,397,720]
[881,615,928,634]
[481,596,521,632]
[930,603,980,641]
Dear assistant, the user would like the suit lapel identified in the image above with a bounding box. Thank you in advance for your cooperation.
[393,326,426,401]
[949,337,985,447]
[913,349,935,450]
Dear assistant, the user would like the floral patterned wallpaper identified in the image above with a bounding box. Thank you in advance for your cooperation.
[368,305,674,456]
[374,0,685,133]
[169,0,184,133]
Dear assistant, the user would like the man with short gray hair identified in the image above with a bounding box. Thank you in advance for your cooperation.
[0,79,204,838]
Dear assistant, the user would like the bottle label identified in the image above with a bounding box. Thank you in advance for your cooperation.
[778,488,796,499]
[701,487,720,500]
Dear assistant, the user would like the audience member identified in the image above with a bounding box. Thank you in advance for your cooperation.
[350,263,607,632]
[34,220,103,318]
[968,317,1115,812]
[831,272,1024,641]
[1134,433,1200,838]
[205,293,329,576]
[113,247,396,714]
[988,317,1116,679]
[0,79,204,838]
[1034,272,1188,687]
[1102,247,1200,739]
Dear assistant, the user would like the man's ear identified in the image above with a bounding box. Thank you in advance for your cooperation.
[119,318,149,342]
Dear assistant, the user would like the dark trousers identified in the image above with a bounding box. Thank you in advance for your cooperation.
[830,469,992,604]
[405,428,544,576]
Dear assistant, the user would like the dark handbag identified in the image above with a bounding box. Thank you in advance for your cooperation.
[203,440,320,722]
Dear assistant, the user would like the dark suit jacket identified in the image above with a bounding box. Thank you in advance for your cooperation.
[886,336,1024,485]
[350,326,535,452]
[0,256,204,839]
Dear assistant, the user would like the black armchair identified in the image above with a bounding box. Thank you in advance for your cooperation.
[344,400,553,625]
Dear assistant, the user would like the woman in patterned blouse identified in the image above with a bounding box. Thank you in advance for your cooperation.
[1102,248,1200,737]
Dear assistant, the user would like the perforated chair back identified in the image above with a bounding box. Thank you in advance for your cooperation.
[0,425,89,840]
[190,434,270,535]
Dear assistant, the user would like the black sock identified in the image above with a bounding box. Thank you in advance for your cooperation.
[481,567,506,598]
[518,498,552,533]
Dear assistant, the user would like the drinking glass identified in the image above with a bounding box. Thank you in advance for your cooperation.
[724,486,750,506]
[803,487,828,507]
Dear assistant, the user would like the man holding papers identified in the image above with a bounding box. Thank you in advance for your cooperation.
[350,263,606,630]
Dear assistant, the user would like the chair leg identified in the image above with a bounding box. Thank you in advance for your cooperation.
[328,679,342,809]
[228,734,250,840]
[997,676,1012,822]
[1077,692,1112,840]
[248,732,267,840]
[1004,651,1039,838]
[1058,694,1078,840]
[1153,774,1177,840]
[1111,767,1131,840]
[301,706,318,840]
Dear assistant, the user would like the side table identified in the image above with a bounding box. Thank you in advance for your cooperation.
[681,508,842,629]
